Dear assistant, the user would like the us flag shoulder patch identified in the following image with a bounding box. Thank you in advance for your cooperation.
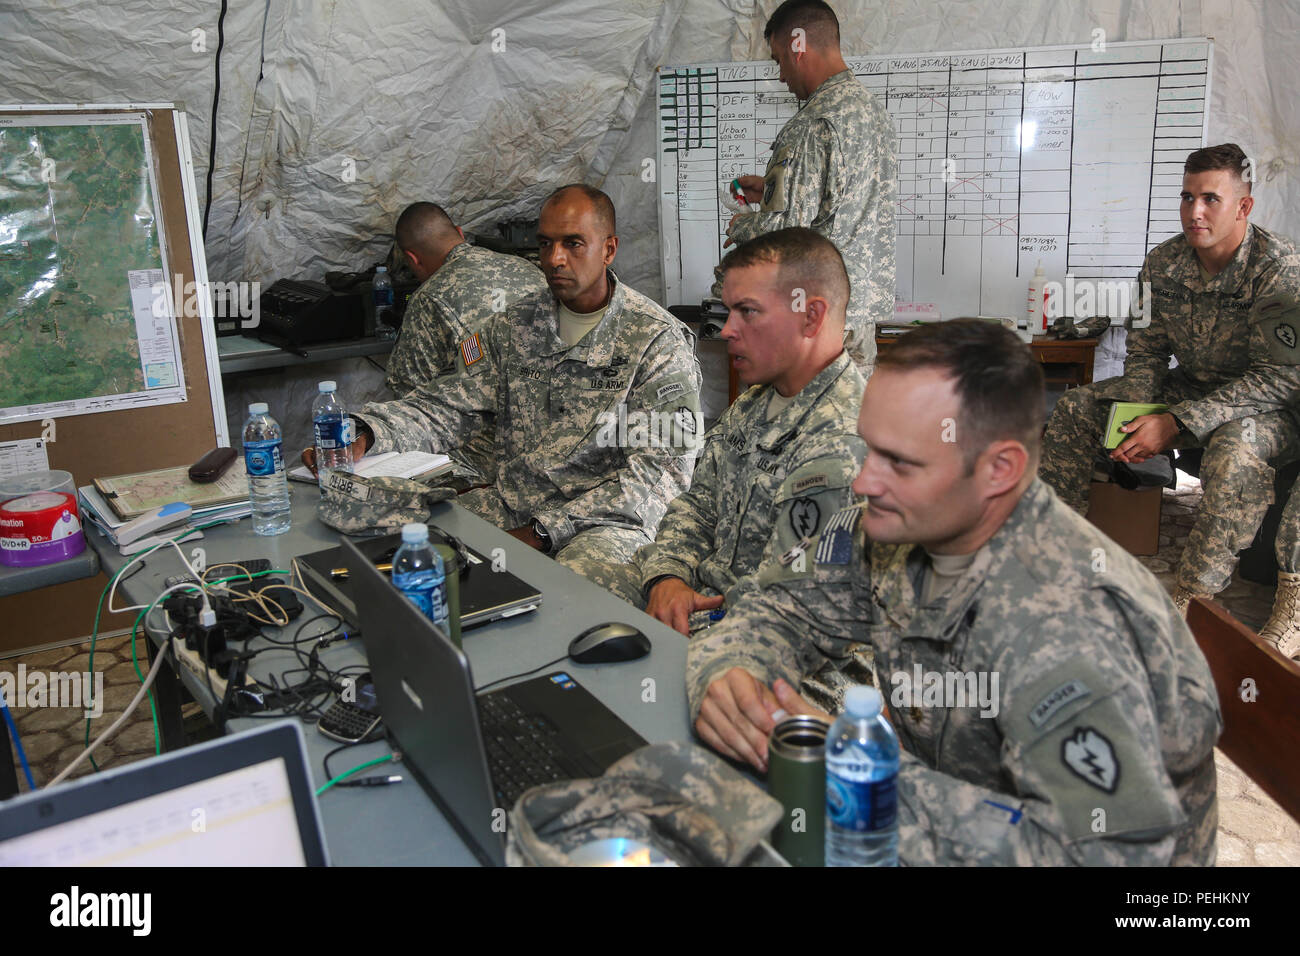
[460,333,484,367]
[814,505,859,566]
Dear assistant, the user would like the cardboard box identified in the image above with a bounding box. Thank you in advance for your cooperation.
[1086,481,1164,556]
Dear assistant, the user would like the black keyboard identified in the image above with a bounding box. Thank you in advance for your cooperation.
[478,692,575,807]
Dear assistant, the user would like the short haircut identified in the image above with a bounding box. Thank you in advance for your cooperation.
[764,0,840,48]
[1184,143,1251,194]
[719,226,849,318]
[541,183,616,235]
[876,319,1044,470]
[394,202,459,255]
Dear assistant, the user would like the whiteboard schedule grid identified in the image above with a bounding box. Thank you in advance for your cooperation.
[658,38,1211,321]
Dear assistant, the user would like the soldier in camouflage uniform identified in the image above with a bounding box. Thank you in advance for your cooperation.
[573,229,867,706]
[1039,144,1300,653]
[690,321,1221,866]
[718,0,896,370]
[385,202,547,398]
[340,185,702,575]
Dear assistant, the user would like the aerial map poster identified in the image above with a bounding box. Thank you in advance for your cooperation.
[0,112,186,425]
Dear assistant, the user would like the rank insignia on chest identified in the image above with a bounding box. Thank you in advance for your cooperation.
[815,505,859,565]
[460,333,484,367]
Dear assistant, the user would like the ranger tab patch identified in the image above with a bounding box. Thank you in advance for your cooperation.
[460,333,484,367]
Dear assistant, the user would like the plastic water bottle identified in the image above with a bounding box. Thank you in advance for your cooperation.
[1027,260,1050,334]
[825,685,900,866]
[242,402,291,536]
[373,266,396,340]
[390,523,448,629]
[312,381,354,486]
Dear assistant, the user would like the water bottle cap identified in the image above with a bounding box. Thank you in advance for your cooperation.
[248,402,269,415]
[844,685,883,718]
[400,522,428,543]
[317,381,336,392]
[376,266,387,273]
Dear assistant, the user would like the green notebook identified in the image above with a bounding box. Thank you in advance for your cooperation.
[1103,402,1170,449]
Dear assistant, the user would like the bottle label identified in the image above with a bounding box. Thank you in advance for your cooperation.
[398,584,433,617]
[374,288,394,307]
[826,771,898,832]
[313,415,354,450]
[244,439,283,478]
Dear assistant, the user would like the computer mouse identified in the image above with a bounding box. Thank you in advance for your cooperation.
[568,622,652,664]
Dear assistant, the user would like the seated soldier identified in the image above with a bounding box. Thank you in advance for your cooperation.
[690,320,1222,865]
[1039,144,1300,655]
[574,227,867,707]
[305,184,702,575]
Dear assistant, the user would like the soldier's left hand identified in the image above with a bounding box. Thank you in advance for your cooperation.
[1111,412,1179,463]
[646,576,725,635]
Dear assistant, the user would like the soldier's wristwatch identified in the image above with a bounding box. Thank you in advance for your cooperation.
[531,519,552,551]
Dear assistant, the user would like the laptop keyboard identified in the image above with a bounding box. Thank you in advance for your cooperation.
[478,693,574,807]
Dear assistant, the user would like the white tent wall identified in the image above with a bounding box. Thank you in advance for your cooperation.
[3,0,1298,448]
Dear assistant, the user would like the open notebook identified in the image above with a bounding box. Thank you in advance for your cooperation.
[288,450,451,483]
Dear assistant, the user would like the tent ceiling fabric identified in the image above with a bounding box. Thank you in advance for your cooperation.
[2,0,1296,298]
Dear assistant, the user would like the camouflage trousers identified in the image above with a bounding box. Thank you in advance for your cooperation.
[457,487,652,582]
[1040,375,1300,593]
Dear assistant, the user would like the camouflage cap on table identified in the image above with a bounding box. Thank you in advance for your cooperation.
[316,471,457,534]
[506,740,783,866]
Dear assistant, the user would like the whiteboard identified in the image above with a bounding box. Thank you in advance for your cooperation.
[657,37,1212,320]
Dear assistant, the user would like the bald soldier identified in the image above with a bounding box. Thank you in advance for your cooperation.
[385,202,547,398]
[689,321,1221,866]
[1040,144,1300,654]
[307,185,702,574]
[719,0,895,369]
[573,228,867,706]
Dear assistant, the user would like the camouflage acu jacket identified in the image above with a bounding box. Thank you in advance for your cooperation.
[385,243,548,396]
[638,351,865,602]
[358,272,702,551]
[1114,224,1300,440]
[687,479,1222,865]
[727,70,897,366]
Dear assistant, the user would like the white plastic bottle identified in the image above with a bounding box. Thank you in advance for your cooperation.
[242,402,291,536]
[373,266,396,340]
[390,523,448,629]
[825,685,900,866]
[1026,260,1050,335]
[312,381,354,486]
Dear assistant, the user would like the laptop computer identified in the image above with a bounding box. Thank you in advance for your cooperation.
[0,722,329,866]
[343,537,646,866]
[297,530,541,631]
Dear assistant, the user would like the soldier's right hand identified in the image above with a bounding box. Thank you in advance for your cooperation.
[646,576,725,635]
[300,429,370,476]
[695,667,781,773]
[736,174,765,204]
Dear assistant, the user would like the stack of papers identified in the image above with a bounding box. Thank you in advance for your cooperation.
[287,451,452,484]
[78,485,251,545]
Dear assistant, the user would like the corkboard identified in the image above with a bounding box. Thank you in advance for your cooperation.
[0,105,223,655]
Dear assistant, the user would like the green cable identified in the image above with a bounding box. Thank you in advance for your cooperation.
[130,605,162,755]
[315,754,396,797]
[81,519,260,767]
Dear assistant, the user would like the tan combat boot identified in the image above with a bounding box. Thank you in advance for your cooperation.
[1258,570,1300,660]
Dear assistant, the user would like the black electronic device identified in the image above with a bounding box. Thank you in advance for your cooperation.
[255,278,365,349]
[317,673,384,744]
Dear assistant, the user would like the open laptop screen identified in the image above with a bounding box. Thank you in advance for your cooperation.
[0,722,328,867]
